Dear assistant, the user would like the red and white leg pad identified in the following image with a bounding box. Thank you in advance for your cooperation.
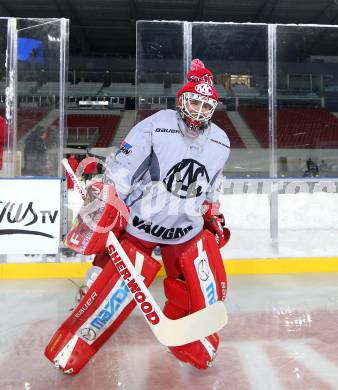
[45,237,160,375]
[162,229,227,369]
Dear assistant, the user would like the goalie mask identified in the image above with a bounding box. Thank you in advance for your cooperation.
[177,59,219,137]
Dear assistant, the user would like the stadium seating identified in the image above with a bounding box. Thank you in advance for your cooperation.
[212,111,246,148]
[68,82,103,97]
[138,83,164,97]
[239,106,338,148]
[0,108,47,140]
[238,107,269,147]
[19,111,46,139]
[232,85,260,98]
[36,82,69,95]
[98,83,135,97]
[135,109,158,123]
[67,114,120,147]
[18,82,37,95]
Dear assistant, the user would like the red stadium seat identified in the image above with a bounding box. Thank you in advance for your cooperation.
[67,114,120,147]
[212,111,246,148]
[239,106,338,148]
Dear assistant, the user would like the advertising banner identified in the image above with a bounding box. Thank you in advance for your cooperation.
[0,179,61,254]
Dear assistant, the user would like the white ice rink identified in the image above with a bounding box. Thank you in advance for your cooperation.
[1,274,338,389]
[2,184,338,389]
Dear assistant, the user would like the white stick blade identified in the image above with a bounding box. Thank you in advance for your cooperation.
[154,301,228,346]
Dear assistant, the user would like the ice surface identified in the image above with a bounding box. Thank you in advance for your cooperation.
[1,274,338,389]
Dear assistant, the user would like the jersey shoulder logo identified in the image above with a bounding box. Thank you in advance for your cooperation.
[116,141,132,156]
[163,158,209,199]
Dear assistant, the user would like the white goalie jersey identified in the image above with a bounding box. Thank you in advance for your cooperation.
[104,109,230,245]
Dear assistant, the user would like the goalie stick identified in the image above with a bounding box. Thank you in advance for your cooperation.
[62,158,87,199]
[62,158,228,346]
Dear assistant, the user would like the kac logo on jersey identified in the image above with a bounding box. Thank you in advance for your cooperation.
[116,141,132,156]
[163,159,209,199]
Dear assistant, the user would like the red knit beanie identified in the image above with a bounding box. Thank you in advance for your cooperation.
[177,59,219,101]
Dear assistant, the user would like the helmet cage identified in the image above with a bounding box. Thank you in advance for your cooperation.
[179,92,218,127]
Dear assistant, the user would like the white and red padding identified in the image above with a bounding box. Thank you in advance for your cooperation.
[162,229,227,369]
[45,237,160,375]
[65,181,129,255]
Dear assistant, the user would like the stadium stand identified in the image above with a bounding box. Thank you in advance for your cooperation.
[98,83,135,97]
[35,82,69,95]
[214,84,233,98]
[212,111,246,148]
[67,114,120,147]
[0,108,47,140]
[232,85,260,98]
[18,110,47,139]
[239,106,338,148]
[238,106,268,147]
[1,81,39,97]
[68,82,103,97]
[138,83,164,97]
[18,82,38,95]
[135,109,159,123]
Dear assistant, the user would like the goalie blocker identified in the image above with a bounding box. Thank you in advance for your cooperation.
[64,181,129,255]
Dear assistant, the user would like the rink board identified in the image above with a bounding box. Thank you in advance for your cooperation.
[1,258,338,279]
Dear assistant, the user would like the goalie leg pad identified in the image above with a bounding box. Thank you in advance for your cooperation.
[162,229,227,309]
[180,229,227,309]
[45,237,161,375]
[161,229,227,369]
[92,231,157,269]
[163,277,220,369]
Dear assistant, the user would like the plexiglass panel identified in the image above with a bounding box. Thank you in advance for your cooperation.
[276,25,338,257]
[277,178,338,257]
[136,21,338,259]
[0,19,8,175]
[0,18,68,178]
[276,25,338,179]
[136,21,272,259]
[192,23,269,179]
[16,18,68,177]
[136,21,185,122]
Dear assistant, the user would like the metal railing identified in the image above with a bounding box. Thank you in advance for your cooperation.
[66,126,98,141]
